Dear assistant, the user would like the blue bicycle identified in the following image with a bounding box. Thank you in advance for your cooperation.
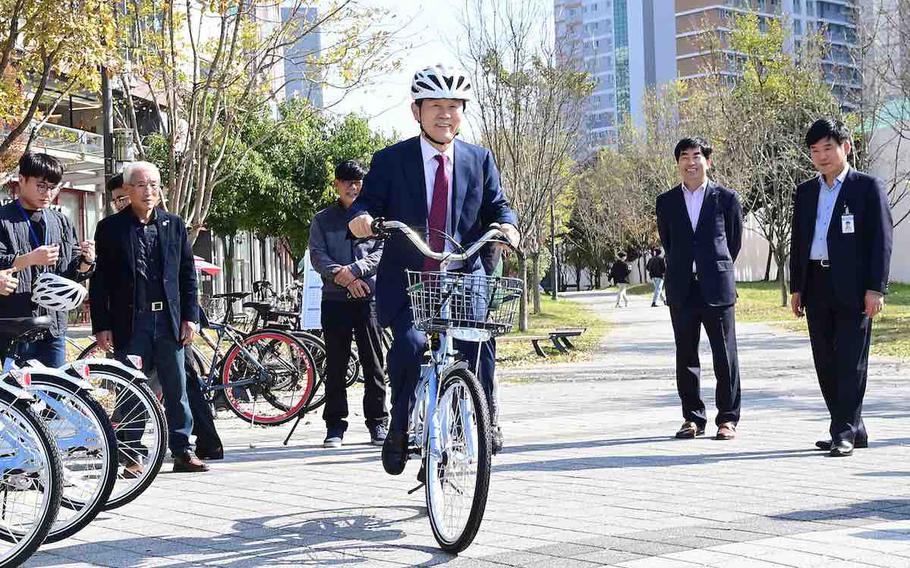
[371,219,522,552]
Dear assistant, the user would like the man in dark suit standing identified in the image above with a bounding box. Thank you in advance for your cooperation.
[91,161,208,473]
[348,64,519,475]
[656,137,743,441]
[789,118,893,457]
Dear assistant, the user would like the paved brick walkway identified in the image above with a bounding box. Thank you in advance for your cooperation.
[28,292,910,567]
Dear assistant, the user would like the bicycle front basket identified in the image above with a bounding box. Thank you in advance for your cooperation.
[405,270,523,337]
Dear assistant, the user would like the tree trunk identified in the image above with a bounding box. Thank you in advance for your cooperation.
[517,251,528,332]
[575,263,581,291]
[764,243,773,282]
[776,258,788,307]
[222,235,235,294]
[530,252,542,315]
[594,267,601,289]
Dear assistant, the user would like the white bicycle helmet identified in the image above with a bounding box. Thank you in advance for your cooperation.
[411,64,473,101]
[32,273,88,312]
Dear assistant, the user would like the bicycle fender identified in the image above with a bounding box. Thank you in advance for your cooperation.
[76,358,149,383]
[0,376,35,401]
[29,366,95,392]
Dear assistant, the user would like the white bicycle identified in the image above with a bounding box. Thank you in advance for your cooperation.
[371,219,522,553]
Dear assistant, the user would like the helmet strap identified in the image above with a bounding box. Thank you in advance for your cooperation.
[416,105,459,148]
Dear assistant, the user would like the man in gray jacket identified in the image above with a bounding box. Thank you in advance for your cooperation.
[309,160,387,448]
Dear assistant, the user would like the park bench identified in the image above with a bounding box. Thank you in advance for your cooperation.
[548,328,586,353]
[498,328,587,358]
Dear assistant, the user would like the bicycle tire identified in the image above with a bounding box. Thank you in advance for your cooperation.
[425,367,492,553]
[82,367,167,511]
[0,389,63,567]
[76,340,107,361]
[27,375,118,543]
[287,332,330,411]
[220,330,314,425]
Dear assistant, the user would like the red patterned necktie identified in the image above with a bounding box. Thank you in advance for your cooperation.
[424,154,448,271]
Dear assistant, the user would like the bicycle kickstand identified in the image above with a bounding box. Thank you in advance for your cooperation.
[282,413,305,446]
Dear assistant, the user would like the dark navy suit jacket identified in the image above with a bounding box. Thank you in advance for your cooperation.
[90,208,199,350]
[789,168,893,310]
[349,136,517,326]
[656,182,743,308]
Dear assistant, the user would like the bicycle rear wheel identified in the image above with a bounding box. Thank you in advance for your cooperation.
[0,390,63,567]
[425,367,491,553]
[28,375,118,542]
[82,366,167,511]
[221,330,314,425]
[290,332,358,411]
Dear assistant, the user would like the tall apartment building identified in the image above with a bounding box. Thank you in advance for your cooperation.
[280,4,324,108]
[557,0,862,151]
[676,0,861,108]
[555,0,677,147]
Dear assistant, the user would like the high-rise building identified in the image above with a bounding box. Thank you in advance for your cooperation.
[280,4,324,108]
[557,0,862,151]
[555,0,677,147]
[676,1,861,109]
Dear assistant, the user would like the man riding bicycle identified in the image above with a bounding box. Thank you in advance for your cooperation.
[348,64,520,475]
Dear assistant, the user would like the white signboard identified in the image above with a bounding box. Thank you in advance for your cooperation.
[299,250,323,330]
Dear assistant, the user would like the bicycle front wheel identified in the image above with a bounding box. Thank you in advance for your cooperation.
[425,367,492,553]
[28,375,118,543]
[221,330,315,425]
[0,390,63,567]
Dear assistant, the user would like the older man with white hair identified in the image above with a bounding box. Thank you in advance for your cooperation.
[91,161,208,473]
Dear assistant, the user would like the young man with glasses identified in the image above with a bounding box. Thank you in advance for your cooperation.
[0,152,95,366]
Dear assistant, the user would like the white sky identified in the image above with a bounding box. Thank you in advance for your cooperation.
[324,0,473,140]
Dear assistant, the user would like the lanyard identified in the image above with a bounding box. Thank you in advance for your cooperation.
[15,200,48,250]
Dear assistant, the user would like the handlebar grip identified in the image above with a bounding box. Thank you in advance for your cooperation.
[371,217,386,236]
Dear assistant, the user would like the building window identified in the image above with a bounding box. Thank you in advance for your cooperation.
[794,20,802,35]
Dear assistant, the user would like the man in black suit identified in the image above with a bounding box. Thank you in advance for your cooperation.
[91,161,208,473]
[656,137,743,441]
[789,118,893,457]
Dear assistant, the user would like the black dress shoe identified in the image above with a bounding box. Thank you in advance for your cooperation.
[173,450,210,472]
[829,440,854,457]
[196,447,224,460]
[816,438,868,451]
[381,430,409,475]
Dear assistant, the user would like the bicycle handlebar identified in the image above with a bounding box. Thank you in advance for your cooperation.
[370,218,512,267]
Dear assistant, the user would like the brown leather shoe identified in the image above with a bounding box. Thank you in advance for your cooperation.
[675,421,705,439]
[173,450,210,473]
[715,422,736,440]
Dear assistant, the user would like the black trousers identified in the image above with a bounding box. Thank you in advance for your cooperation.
[185,349,222,452]
[669,279,741,427]
[321,299,388,430]
[804,265,871,443]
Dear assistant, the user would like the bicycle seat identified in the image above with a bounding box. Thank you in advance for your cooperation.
[212,292,250,301]
[0,316,53,341]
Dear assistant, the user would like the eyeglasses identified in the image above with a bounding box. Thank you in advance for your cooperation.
[35,182,61,194]
[130,181,161,190]
[112,196,130,204]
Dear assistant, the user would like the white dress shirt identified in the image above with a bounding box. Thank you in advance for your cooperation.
[682,180,708,232]
[419,136,459,267]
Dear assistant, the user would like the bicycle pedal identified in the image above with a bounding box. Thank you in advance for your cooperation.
[408,446,421,457]
[407,483,425,495]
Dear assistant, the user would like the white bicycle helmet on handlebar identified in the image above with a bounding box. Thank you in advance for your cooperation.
[410,64,473,101]
[32,272,88,312]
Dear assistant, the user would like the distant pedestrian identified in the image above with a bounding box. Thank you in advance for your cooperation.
[646,249,667,307]
[789,118,892,457]
[609,252,630,308]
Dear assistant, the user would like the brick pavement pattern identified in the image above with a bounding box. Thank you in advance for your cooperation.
[28,291,910,567]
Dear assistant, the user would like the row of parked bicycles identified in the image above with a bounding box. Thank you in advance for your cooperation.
[1,274,367,566]
[2,219,523,563]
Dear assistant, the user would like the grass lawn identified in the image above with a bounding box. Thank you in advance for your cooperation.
[496,295,610,367]
[633,280,910,359]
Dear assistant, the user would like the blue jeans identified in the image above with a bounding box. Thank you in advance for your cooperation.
[652,277,666,305]
[20,335,66,368]
[117,311,194,454]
